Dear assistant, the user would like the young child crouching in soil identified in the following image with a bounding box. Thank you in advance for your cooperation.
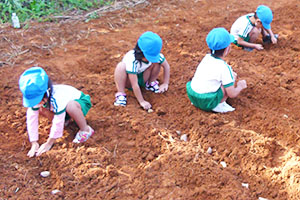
[186,28,247,113]
[114,31,170,110]
[19,66,94,157]
[230,5,278,51]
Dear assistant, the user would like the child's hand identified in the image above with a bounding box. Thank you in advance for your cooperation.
[36,138,55,156]
[27,141,39,157]
[254,44,263,50]
[271,35,277,44]
[140,101,152,110]
[158,83,169,93]
[237,80,247,89]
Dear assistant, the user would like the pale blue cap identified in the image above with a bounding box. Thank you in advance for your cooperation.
[206,28,235,51]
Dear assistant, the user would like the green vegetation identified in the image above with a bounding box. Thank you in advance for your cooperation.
[0,0,113,23]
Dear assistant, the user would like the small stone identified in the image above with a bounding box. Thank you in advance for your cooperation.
[242,183,249,188]
[40,171,50,178]
[207,147,212,154]
[176,130,181,135]
[51,189,61,195]
[147,109,153,113]
[258,197,268,200]
[220,161,227,168]
[283,114,288,118]
[180,134,188,142]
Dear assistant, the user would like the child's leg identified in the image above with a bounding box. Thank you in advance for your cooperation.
[249,27,261,43]
[220,86,228,103]
[66,101,89,132]
[114,62,131,93]
[143,63,161,83]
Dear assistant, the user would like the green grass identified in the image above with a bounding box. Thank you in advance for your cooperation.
[0,0,113,24]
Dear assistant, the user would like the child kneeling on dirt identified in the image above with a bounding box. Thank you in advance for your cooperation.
[114,31,170,110]
[19,66,94,157]
[230,5,278,51]
[186,28,247,113]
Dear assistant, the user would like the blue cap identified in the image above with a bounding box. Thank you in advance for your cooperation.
[137,31,162,63]
[256,5,273,29]
[19,66,49,107]
[206,27,235,51]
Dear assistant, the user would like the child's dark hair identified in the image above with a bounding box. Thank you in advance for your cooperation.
[254,12,258,19]
[43,78,53,110]
[134,43,145,62]
[211,48,226,58]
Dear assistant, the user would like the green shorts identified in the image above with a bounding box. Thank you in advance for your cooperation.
[233,35,250,47]
[126,72,146,91]
[186,81,223,111]
[66,92,92,120]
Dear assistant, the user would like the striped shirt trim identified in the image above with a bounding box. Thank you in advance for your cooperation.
[224,82,234,88]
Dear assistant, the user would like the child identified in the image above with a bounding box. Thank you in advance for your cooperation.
[19,66,94,157]
[186,28,247,113]
[114,31,170,110]
[230,5,278,51]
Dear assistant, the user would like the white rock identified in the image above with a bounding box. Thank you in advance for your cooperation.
[180,134,188,142]
[40,171,50,177]
[207,147,212,154]
[51,189,61,195]
[176,130,181,135]
[147,108,153,113]
[258,197,268,200]
[242,183,249,188]
[220,161,227,168]
[283,114,288,118]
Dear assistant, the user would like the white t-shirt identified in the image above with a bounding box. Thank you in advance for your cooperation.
[230,13,255,41]
[50,84,82,114]
[190,54,235,94]
[123,50,165,74]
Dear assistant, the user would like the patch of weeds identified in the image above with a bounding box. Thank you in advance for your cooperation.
[0,0,113,24]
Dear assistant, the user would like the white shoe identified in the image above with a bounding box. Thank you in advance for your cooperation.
[223,102,235,112]
[212,102,235,113]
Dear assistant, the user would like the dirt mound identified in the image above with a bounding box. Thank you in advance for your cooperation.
[1,0,300,199]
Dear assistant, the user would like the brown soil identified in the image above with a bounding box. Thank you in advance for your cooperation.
[1,0,300,199]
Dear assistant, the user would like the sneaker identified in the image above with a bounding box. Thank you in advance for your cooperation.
[212,102,235,113]
[222,102,235,112]
[263,34,279,44]
[73,126,94,143]
[145,80,159,93]
[114,93,127,106]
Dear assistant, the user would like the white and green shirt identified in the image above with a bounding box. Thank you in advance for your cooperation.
[230,13,255,41]
[190,54,235,94]
[123,50,165,74]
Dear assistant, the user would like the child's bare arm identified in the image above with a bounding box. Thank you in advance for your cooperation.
[237,37,263,50]
[159,59,170,93]
[128,74,151,110]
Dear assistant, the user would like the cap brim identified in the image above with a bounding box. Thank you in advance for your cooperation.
[262,22,271,30]
[144,54,160,63]
[229,34,235,43]
[23,94,44,107]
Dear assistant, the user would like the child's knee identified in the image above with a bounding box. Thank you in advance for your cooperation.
[116,62,126,71]
[66,101,81,112]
